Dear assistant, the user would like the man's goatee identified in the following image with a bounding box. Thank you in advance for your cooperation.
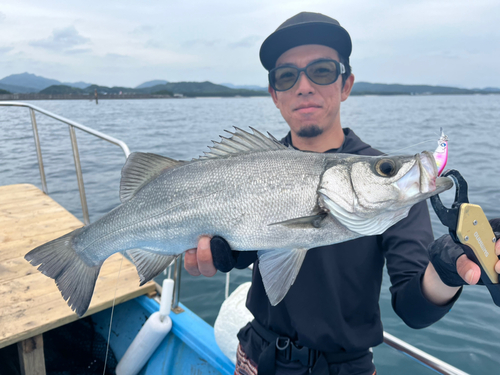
[297,125,323,138]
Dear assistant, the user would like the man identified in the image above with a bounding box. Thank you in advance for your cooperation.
[185,12,500,375]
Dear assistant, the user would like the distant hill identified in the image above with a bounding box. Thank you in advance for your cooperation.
[39,85,85,95]
[2,72,499,97]
[0,83,37,93]
[0,73,91,92]
[144,81,269,97]
[0,72,60,91]
[0,88,11,94]
[62,81,91,89]
[135,80,169,89]
[152,89,174,96]
[482,87,500,92]
[351,82,500,95]
[82,84,141,95]
[220,83,268,91]
[5,81,266,97]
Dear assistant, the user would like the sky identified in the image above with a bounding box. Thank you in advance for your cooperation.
[1,0,499,89]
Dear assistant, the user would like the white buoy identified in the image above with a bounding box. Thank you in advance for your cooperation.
[116,279,174,375]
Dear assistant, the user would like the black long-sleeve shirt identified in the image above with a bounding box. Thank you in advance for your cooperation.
[237,128,459,359]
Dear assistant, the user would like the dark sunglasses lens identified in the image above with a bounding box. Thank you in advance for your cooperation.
[306,61,339,85]
[271,66,299,91]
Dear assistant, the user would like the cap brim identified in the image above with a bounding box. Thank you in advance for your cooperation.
[260,22,352,71]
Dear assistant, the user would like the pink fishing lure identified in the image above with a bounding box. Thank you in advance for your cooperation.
[433,128,448,176]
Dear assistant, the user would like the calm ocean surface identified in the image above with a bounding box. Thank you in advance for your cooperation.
[1,95,499,374]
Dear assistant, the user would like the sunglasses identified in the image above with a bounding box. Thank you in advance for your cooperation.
[268,59,346,92]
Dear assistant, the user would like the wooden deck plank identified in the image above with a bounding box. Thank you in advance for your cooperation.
[0,204,68,223]
[0,184,40,203]
[0,184,156,349]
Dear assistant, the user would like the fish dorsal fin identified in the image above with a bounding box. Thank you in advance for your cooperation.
[197,127,288,160]
[257,248,308,306]
[120,152,185,202]
[127,249,178,285]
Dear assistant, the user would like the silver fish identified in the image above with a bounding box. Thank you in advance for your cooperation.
[25,127,453,316]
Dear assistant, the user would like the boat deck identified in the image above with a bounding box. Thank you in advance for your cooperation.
[0,184,156,372]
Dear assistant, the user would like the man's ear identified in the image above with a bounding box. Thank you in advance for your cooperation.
[268,85,279,107]
[341,74,355,102]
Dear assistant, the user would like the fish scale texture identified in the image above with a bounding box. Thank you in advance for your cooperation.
[72,150,356,264]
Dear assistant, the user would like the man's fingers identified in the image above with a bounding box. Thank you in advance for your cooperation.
[456,254,481,285]
[197,236,217,277]
[183,236,218,277]
[184,248,201,276]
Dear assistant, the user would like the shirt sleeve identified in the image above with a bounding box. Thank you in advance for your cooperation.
[382,201,461,329]
[235,251,257,269]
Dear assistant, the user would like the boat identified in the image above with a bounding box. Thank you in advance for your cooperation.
[0,101,469,375]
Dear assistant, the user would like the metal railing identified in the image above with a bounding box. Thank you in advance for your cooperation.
[1,101,467,375]
[383,332,468,375]
[0,101,130,225]
[1,101,184,311]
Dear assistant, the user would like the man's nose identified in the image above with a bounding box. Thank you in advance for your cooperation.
[295,71,315,95]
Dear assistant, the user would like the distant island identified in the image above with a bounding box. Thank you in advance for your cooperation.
[350,82,500,96]
[0,73,269,99]
[0,72,499,101]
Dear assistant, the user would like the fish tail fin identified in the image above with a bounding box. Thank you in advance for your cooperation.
[25,227,102,317]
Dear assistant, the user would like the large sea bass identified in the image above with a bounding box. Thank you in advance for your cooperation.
[26,128,452,316]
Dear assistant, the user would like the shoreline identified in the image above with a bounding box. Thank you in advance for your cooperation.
[0,92,498,101]
[0,93,174,101]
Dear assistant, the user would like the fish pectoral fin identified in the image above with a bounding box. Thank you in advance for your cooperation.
[120,152,185,203]
[127,249,178,285]
[257,248,308,306]
[268,213,328,229]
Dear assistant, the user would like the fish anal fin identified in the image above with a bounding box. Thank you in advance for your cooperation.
[257,248,308,306]
[269,213,327,229]
[120,152,185,203]
[127,249,177,285]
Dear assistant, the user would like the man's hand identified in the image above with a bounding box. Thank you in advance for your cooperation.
[424,218,500,305]
[184,236,217,277]
[184,235,238,276]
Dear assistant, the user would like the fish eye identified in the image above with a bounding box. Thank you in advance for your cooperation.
[375,159,397,177]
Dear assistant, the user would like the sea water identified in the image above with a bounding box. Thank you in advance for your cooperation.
[1,95,499,374]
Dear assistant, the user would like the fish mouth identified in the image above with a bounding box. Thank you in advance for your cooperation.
[396,151,453,198]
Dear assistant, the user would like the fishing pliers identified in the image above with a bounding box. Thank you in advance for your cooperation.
[430,169,500,306]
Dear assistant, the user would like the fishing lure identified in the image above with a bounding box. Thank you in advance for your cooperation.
[433,128,448,176]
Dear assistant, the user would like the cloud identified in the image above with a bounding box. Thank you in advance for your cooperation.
[182,39,222,48]
[105,53,132,60]
[65,48,92,55]
[144,39,167,49]
[0,12,5,22]
[29,26,90,52]
[0,46,13,54]
[130,25,155,35]
[228,35,261,48]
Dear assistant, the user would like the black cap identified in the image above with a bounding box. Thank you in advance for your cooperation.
[259,12,352,71]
